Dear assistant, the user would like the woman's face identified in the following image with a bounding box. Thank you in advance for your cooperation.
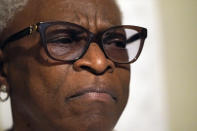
[0,0,130,130]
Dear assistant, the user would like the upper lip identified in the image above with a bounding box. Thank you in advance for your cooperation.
[65,87,118,102]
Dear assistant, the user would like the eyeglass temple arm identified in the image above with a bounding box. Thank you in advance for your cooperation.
[126,28,147,43]
[0,24,38,49]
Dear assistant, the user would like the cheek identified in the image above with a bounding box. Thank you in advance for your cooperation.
[28,44,73,99]
[20,57,78,125]
[115,67,130,107]
[118,68,130,87]
[8,46,73,118]
[27,59,71,103]
[27,64,70,117]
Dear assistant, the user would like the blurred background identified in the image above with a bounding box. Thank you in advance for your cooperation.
[0,0,197,131]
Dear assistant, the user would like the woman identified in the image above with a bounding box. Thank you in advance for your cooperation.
[0,0,147,130]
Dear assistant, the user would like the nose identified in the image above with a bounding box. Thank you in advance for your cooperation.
[73,43,115,74]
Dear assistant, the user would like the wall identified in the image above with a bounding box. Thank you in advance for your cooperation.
[159,0,197,131]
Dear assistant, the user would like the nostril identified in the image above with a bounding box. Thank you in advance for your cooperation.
[106,66,113,73]
[80,66,95,73]
[79,65,113,75]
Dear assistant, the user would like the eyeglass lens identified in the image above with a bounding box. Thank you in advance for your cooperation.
[45,24,89,61]
[102,27,141,63]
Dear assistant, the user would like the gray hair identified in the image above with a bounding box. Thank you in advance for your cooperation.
[0,0,29,34]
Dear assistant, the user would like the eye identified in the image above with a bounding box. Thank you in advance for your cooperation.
[47,36,73,44]
[105,38,126,48]
[46,29,83,44]
[103,32,127,48]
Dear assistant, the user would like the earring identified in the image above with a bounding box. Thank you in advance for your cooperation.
[0,84,9,102]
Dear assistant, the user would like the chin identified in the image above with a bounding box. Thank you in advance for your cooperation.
[60,117,116,131]
[50,108,119,131]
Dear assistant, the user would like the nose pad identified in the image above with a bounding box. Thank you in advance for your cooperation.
[73,43,115,74]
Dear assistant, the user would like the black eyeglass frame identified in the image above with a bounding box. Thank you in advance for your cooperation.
[0,21,147,64]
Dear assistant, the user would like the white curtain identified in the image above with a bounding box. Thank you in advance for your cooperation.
[115,0,168,131]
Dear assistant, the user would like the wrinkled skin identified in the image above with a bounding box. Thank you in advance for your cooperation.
[0,0,130,131]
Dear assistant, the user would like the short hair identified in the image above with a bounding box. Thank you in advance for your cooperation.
[0,0,28,34]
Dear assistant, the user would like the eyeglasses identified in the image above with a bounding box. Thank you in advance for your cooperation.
[1,21,147,64]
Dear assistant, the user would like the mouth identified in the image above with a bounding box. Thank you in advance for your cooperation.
[65,88,118,103]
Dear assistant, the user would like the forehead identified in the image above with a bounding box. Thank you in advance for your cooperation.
[23,0,121,30]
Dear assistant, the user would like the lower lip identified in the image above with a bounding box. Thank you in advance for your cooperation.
[70,92,115,103]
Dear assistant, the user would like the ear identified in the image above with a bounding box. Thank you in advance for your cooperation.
[0,49,9,93]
